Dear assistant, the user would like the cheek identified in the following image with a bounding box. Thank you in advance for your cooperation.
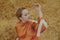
[22,16,25,19]
[25,16,28,19]
[22,15,28,20]
[22,14,30,20]
[24,16,29,20]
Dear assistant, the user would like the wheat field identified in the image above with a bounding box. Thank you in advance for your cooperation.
[0,0,60,40]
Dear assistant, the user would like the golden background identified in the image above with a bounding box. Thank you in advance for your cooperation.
[0,0,60,40]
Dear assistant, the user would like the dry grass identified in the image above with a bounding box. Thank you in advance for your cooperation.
[0,0,60,40]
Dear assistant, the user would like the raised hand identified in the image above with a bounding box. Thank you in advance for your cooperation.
[34,2,41,11]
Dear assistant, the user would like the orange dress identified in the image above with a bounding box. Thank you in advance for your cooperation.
[15,17,46,40]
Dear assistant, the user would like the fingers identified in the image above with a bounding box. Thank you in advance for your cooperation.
[34,3,39,7]
[34,2,41,8]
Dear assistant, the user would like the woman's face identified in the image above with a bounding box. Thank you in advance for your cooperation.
[20,9,30,22]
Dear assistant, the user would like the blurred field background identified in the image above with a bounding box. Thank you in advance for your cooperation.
[0,0,60,40]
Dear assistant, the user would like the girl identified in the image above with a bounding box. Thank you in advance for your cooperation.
[15,3,48,40]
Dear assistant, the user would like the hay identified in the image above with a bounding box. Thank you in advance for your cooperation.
[0,0,60,40]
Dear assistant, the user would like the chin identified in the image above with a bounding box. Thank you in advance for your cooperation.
[26,19,29,21]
